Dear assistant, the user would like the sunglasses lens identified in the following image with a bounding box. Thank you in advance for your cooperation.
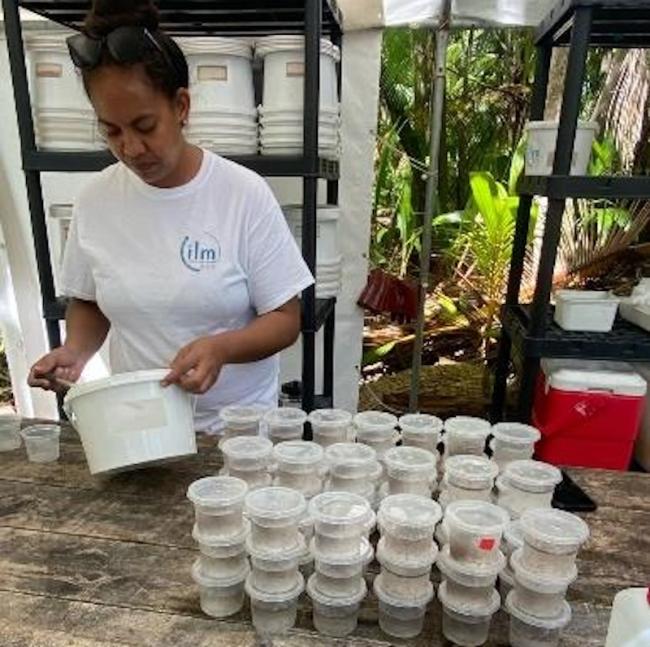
[66,33,102,68]
[106,26,147,63]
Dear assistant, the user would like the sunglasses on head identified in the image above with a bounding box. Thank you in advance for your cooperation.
[67,25,179,82]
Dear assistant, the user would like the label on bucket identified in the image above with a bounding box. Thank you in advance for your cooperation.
[286,61,305,78]
[198,65,228,82]
[476,536,498,551]
[108,398,168,434]
[36,63,62,78]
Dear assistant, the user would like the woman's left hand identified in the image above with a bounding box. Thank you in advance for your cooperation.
[162,335,229,394]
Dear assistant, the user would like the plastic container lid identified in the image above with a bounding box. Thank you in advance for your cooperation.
[520,509,590,554]
[20,424,61,440]
[192,558,250,588]
[220,404,266,426]
[438,580,501,618]
[506,591,572,630]
[221,435,273,470]
[245,571,305,603]
[273,440,323,474]
[325,442,377,477]
[265,407,308,428]
[192,521,250,551]
[510,548,578,592]
[246,536,304,566]
[187,476,248,509]
[353,411,397,434]
[502,460,563,493]
[383,446,438,481]
[504,520,524,554]
[492,423,541,446]
[313,536,374,568]
[438,545,505,585]
[244,486,306,524]
[374,572,434,608]
[308,409,352,430]
[445,500,509,536]
[444,455,498,490]
[377,494,442,540]
[444,416,491,437]
[376,536,438,574]
[308,491,371,527]
[307,572,368,606]
[399,413,443,435]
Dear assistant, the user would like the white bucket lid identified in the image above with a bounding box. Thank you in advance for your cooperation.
[540,359,646,396]
[64,369,169,405]
[176,36,252,59]
[255,35,340,62]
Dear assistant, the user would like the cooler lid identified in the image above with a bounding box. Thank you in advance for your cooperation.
[541,359,647,397]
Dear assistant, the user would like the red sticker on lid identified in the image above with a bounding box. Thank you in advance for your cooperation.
[477,537,497,551]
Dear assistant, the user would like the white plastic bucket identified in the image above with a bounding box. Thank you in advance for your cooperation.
[64,369,196,474]
[553,290,620,332]
[283,204,340,263]
[525,121,598,176]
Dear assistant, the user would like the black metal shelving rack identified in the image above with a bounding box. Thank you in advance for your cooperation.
[491,0,650,423]
[3,0,342,423]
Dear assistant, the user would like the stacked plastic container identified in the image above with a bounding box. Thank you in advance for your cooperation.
[499,520,524,600]
[177,38,258,154]
[490,422,541,472]
[219,405,265,444]
[307,492,374,636]
[187,476,250,618]
[256,36,341,159]
[244,487,307,635]
[437,500,509,646]
[220,436,273,490]
[381,446,437,498]
[265,407,307,444]
[496,459,562,519]
[444,417,492,457]
[308,409,352,447]
[506,508,589,647]
[374,495,442,638]
[439,455,499,508]
[273,440,324,498]
[324,442,381,505]
[399,413,443,454]
[353,411,398,458]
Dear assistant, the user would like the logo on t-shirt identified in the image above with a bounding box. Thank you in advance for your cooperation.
[180,235,221,272]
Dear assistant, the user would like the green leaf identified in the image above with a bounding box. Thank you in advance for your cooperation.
[362,340,398,367]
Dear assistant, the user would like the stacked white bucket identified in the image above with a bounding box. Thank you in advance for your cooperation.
[306,491,374,637]
[178,38,258,155]
[282,204,341,298]
[374,494,442,638]
[256,36,341,159]
[25,31,102,150]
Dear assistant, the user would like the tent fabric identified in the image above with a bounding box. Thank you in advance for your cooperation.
[339,0,558,30]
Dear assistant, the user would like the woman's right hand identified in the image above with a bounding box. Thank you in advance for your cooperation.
[28,346,88,391]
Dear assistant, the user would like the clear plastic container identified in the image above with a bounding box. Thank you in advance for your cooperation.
[438,581,500,647]
[325,442,378,478]
[356,430,399,458]
[502,460,562,494]
[510,548,576,617]
[20,424,60,463]
[248,541,302,594]
[274,471,323,498]
[193,523,249,580]
[221,435,273,472]
[274,440,324,474]
[376,536,438,576]
[444,417,491,456]
[446,483,493,504]
[491,423,541,470]
[506,592,572,647]
[245,486,306,553]
[192,560,248,618]
[226,468,272,491]
[377,567,433,603]
[265,407,307,443]
[187,476,248,540]
[445,455,498,491]
[503,520,524,560]
[299,547,314,579]
[445,500,509,566]
[520,509,589,578]
[307,574,367,637]
[374,574,433,639]
[399,413,443,453]
[312,537,372,578]
[309,492,372,558]
[0,415,21,451]
[437,545,503,608]
[383,446,437,489]
[387,477,432,497]
[246,572,304,635]
[353,411,397,437]
[308,409,352,447]
[325,476,376,504]
[378,493,442,540]
[500,565,515,600]
[219,404,265,439]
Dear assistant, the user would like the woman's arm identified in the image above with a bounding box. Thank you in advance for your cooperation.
[162,297,301,394]
[28,298,110,390]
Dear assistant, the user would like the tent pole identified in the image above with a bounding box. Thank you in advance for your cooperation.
[409,0,452,412]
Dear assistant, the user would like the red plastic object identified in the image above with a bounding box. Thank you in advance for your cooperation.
[358,269,418,323]
[532,361,646,471]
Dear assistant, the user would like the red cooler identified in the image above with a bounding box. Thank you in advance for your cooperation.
[533,359,647,470]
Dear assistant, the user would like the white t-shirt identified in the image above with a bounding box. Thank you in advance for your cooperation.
[60,150,313,432]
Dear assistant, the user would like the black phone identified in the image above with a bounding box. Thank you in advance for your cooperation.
[552,471,597,513]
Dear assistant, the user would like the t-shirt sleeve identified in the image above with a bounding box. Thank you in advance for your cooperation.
[245,201,314,315]
[59,206,97,301]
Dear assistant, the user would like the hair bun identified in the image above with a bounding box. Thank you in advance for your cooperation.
[85,0,159,37]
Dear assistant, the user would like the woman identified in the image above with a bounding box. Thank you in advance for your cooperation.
[28,0,313,433]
